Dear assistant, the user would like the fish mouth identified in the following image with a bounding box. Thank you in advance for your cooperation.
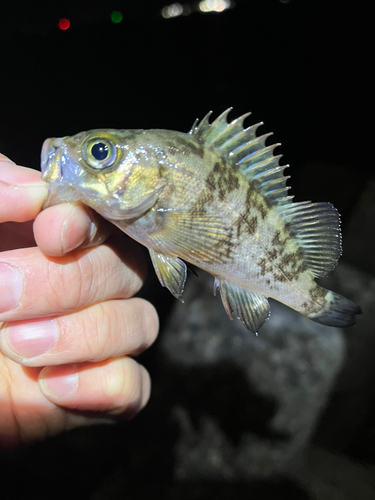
[41,138,83,209]
[41,138,63,182]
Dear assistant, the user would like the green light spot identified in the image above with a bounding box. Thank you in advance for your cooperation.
[111,11,123,23]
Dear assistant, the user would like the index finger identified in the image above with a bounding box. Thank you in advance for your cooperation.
[0,156,48,223]
[34,203,113,257]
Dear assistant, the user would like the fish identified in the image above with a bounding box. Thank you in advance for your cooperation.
[40,108,361,334]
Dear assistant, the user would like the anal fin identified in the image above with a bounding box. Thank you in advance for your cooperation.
[214,279,270,334]
[149,249,187,301]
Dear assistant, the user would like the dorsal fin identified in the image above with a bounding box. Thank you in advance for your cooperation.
[278,201,342,278]
[189,109,343,278]
[189,108,293,207]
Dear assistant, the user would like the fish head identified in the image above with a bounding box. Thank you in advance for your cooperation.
[41,129,167,220]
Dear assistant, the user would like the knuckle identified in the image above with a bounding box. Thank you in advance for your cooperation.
[118,299,159,355]
[46,252,96,311]
[107,358,143,415]
[113,358,142,415]
[81,303,119,361]
[136,299,159,345]
[42,242,149,317]
[108,240,147,298]
[85,299,159,360]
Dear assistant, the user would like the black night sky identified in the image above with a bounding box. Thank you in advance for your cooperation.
[1,0,374,226]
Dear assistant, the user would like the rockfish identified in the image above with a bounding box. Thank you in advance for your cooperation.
[41,109,361,333]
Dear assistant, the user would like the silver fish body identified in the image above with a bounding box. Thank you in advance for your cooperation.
[41,109,361,333]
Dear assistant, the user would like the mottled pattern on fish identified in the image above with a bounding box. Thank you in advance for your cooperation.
[41,109,361,333]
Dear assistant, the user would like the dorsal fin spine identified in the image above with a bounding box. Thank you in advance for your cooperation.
[210,108,233,128]
[238,145,280,169]
[189,110,285,208]
[223,124,264,156]
[244,157,283,180]
[202,110,252,148]
[193,110,213,138]
[189,118,199,134]
[259,175,290,189]
[229,132,273,159]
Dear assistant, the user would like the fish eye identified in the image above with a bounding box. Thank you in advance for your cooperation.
[84,137,118,170]
[91,142,109,161]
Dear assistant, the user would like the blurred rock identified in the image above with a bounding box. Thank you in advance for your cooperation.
[313,263,375,451]
[320,263,374,391]
[298,446,375,500]
[159,270,345,480]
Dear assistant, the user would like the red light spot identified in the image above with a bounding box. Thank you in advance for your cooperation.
[58,18,70,31]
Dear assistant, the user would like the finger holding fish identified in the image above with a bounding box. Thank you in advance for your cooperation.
[0,155,47,223]
[0,220,157,433]
[0,236,147,322]
[0,158,159,445]
[1,160,154,369]
[33,203,113,256]
[0,154,112,255]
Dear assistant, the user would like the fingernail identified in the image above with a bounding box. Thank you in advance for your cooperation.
[0,263,23,313]
[62,207,92,253]
[4,318,58,358]
[39,365,78,399]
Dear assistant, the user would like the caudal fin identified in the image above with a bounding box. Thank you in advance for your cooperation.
[309,290,362,327]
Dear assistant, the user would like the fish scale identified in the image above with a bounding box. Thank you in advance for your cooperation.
[41,109,361,334]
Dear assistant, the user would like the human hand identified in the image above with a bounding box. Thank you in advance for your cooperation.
[0,154,159,449]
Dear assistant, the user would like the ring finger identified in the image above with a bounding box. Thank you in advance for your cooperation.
[0,297,159,366]
[39,357,151,417]
[0,236,146,322]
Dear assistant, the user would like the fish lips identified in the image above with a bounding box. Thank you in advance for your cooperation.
[41,137,58,177]
[41,138,84,209]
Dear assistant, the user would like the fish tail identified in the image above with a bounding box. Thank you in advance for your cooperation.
[307,288,362,327]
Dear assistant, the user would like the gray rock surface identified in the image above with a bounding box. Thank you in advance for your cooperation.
[298,446,375,500]
[313,263,375,451]
[160,269,346,480]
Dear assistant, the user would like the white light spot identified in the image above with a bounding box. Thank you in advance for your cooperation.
[162,3,184,18]
[199,0,231,13]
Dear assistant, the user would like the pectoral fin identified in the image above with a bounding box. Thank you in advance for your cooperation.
[214,279,270,334]
[149,249,187,301]
[158,210,234,265]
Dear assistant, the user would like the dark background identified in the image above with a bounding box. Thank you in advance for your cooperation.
[1,0,374,223]
[1,1,374,498]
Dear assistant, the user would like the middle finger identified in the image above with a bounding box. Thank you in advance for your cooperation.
[0,237,146,322]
